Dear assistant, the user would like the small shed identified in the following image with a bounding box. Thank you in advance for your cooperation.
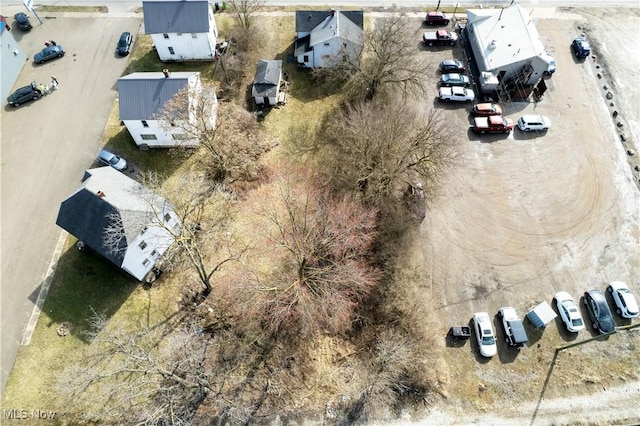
[252,59,283,107]
[526,301,557,328]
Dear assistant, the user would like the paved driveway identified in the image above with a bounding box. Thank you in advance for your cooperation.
[0,11,141,391]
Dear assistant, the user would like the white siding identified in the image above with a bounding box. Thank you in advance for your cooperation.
[121,209,181,281]
[151,8,217,61]
[124,119,198,148]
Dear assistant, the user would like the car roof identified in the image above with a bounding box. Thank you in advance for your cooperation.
[610,281,629,290]
[98,149,116,159]
[520,115,546,122]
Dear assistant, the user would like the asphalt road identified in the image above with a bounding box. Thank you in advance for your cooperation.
[0,10,141,392]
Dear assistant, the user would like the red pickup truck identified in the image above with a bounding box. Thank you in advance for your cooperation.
[473,115,514,134]
[423,30,458,46]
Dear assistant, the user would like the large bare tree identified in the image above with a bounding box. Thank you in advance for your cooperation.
[246,172,381,336]
[320,96,458,208]
[58,310,211,425]
[102,172,246,296]
[226,0,264,30]
[316,14,430,100]
[156,90,276,183]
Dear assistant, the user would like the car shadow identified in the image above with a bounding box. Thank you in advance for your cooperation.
[512,128,548,140]
[466,128,511,142]
[467,318,492,364]
[550,300,579,342]
[493,315,519,364]
[604,288,633,327]
[433,98,473,110]
[445,332,469,348]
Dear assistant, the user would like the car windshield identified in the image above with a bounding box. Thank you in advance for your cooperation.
[571,318,583,326]
[482,335,495,345]
[599,313,614,331]
[108,155,121,165]
[618,288,630,294]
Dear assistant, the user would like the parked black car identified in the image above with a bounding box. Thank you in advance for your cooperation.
[116,32,133,56]
[583,290,616,334]
[14,12,32,31]
[7,85,42,107]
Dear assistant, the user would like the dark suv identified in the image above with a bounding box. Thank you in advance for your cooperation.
[571,38,591,58]
[7,85,42,107]
[583,290,615,334]
[14,12,33,31]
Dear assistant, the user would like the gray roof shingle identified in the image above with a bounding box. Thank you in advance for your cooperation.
[143,0,211,34]
[117,71,198,120]
[252,60,282,99]
[295,10,363,34]
[56,167,172,268]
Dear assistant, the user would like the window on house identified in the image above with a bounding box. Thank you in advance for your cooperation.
[141,120,149,127]
[191,33,197,38]
[164,213,172,222]
[142,258,150,266]
[303,55,309,62]
[168,47,175,55]
[177,33,183,36]
[139,241,148,250]
[151,249,158,257]
[324,42,330,46]
[140,134,158,140]
[171,133,189,140]
[163,33,169,39]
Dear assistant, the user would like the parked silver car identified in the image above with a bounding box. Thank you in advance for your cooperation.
[98,149,127,171]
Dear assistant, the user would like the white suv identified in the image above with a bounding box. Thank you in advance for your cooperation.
[517,115,551,132]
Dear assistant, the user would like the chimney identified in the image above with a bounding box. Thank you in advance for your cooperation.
[330,8,335,17]
[97,191,105,198]
[163,68,170,78]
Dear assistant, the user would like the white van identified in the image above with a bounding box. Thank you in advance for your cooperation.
[517,115,551,132]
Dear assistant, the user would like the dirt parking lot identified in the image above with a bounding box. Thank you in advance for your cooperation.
[407,7,640,425]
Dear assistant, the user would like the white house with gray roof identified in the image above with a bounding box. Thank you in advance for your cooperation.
[252,59,283,106]
[466,4,551,97]
[118,70,216,148]
[294,9,364,68]
[56,167,182,282]
[143,0,218,61]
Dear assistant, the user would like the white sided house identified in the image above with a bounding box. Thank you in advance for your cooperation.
[465,4,552,98]
[143,0,218,61]
[252,59,283,106]
[118,70,216,148]
[56,167,182,282]
[294,9,364,68]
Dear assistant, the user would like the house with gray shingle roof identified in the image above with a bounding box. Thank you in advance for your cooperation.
[143,0,218,61]
[252,60,283,106]
[56,167,182,282]
[294,9,364,68]
[118,70,216,148]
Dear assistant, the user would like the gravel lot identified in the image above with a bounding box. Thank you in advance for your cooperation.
[407,7,640,426]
